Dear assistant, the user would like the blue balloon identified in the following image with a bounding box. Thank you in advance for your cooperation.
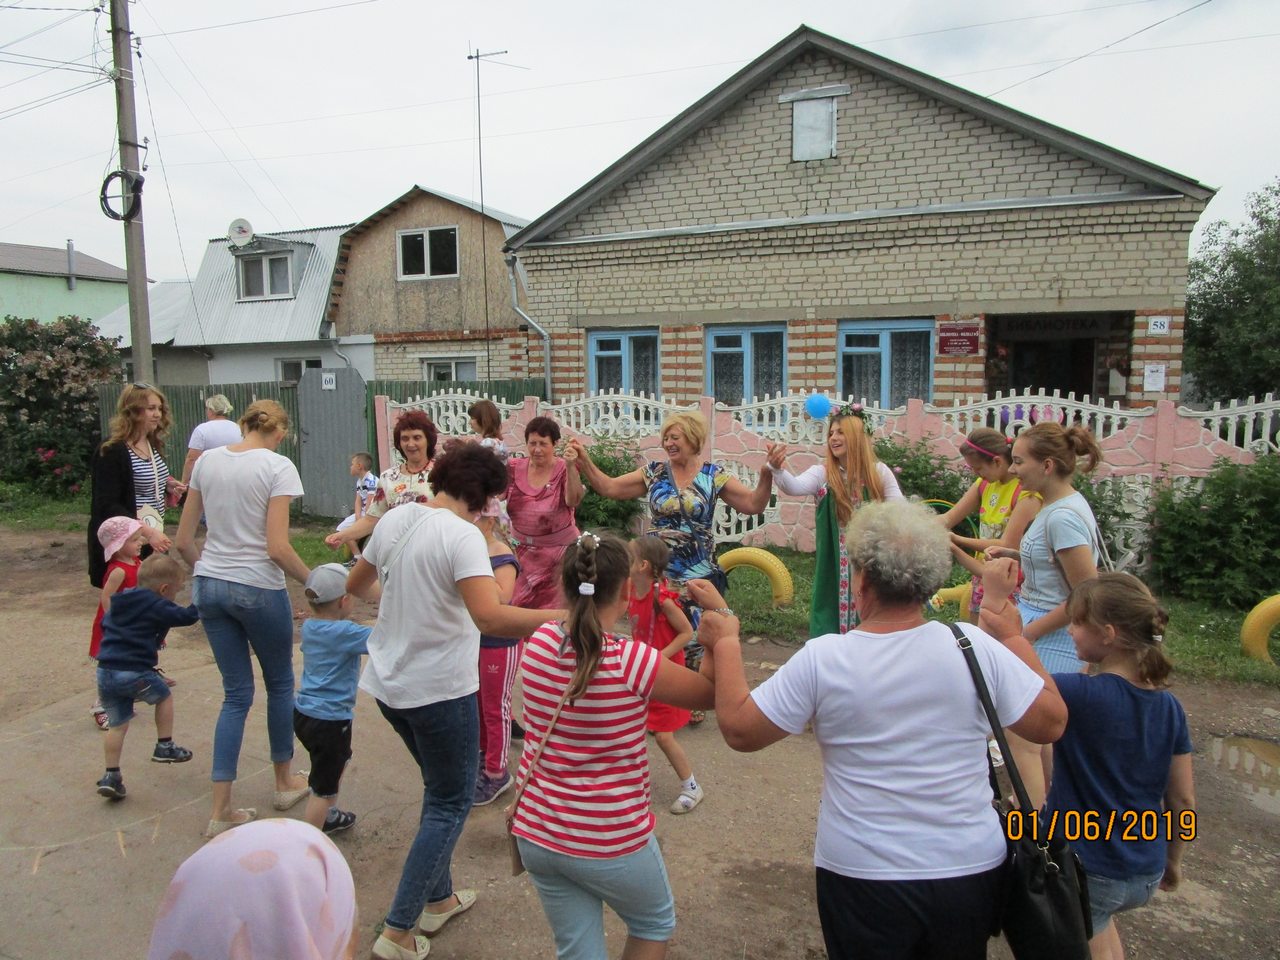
[804,394,832,419]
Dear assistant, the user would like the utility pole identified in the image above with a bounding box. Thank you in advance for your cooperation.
[467,47,506,385]
[110,0,152,381]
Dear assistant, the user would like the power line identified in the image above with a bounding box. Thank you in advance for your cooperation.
[136,48,209,347]
[0,49,102,77]
[0,5,99,11]
[0,75,107,121]
[0,8,84,51]
[989,0,1216,96]
[135,5,304,223]
[945,30,1280,79]
[0,186,97,230]
[859,0,1165,44]
[136,0,382,39]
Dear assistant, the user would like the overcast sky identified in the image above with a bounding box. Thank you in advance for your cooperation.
[1,0,1275,282]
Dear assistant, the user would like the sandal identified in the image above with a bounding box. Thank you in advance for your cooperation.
[372,932,430,960]
[688,709,706,725]
[273,772,311,811]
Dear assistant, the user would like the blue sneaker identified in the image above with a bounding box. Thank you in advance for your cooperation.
[472,770,512,807]
[96,771,126,800]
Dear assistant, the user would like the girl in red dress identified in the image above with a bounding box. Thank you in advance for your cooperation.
[89,517,146,728]
[628,536,704,813]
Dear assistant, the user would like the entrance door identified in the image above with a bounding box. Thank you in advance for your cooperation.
[1008,340,1094,396]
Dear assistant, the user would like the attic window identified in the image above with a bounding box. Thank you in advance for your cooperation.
[238,253,292,301]
[779,84,851,162]
[398,227,459,280]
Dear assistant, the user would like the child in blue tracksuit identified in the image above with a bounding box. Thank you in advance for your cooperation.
[293,563,371,834]
[95,555,199,801]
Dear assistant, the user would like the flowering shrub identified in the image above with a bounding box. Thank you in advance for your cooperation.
[874,437,971,504]
[0,315,121,496]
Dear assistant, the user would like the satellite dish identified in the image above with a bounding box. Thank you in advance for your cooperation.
[227,218,255,247]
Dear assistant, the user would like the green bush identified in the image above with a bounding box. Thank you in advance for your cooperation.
[0,315,121,496]
[575,438,645,533]
[874,437,971,504]
[1149,455,1280,607]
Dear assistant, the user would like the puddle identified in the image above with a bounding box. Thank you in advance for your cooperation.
[1209,736,1280,816]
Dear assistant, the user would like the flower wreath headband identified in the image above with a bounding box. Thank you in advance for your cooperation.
[831,401,870,425]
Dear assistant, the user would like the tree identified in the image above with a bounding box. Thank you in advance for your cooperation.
[0,315,122,495]
[1184,178,1280,402]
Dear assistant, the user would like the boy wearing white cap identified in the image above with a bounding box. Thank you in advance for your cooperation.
[294,563,370,834]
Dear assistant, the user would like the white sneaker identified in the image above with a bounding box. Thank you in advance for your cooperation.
[670,784,704,814]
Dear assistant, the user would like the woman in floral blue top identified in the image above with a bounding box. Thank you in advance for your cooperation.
[568,411,773,589]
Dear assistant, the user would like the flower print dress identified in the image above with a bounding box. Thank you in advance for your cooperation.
[642,461,729,585]
[365,463,432,519]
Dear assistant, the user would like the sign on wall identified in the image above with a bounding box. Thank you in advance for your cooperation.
[937,322,981,356]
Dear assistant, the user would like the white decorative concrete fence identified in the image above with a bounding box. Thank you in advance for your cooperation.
[374,389,1280,571]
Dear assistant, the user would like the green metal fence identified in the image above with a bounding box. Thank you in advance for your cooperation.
[96,382,300,476]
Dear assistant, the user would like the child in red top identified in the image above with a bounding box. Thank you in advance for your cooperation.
[627,536,703,813]
[89,517,146,729]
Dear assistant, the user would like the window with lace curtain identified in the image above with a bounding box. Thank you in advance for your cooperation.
[587,330,659,395]
[706,325,786,404]
[838,320,934,408]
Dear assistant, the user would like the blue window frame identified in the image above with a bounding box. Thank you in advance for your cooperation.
[587,329,659,395]
[705,324,786,404]
[838,319,934,408]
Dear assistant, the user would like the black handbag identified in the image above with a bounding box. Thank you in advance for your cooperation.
[948,622,1093,960]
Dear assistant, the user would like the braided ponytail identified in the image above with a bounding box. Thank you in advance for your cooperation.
[560,532,632,700]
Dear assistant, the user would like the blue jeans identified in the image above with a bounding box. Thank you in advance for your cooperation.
[378,694,480,932]
[518,834,676,960]
[1088,871,1162,932]
[193,576,297,782]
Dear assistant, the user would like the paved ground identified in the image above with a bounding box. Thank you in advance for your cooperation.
[0,527,1277,959]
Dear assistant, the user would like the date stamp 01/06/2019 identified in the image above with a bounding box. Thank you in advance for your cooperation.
[1004,809,1197,843]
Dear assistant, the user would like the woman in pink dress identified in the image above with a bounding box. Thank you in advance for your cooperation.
[506,416,585,609]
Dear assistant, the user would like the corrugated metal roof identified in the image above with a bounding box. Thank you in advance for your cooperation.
[427,188,528,230]
[173,225,351,347]
[95,280,193,346]
[0,241,128,282]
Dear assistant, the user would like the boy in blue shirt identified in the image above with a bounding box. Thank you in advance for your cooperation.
[95,555,199,800]
[293,563,370,834]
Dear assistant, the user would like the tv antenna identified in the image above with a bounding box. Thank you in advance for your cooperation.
[466,46,528,385]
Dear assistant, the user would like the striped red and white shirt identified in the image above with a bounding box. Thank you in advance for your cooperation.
[511,620,661,858]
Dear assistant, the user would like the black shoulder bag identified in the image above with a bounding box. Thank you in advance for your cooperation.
[948,621,1093,960]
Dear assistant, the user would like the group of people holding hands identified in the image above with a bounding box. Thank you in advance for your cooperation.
[87,385,1193,960]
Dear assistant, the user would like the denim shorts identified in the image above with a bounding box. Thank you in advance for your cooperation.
[97,667,171,727]
[1087,871,1163,932]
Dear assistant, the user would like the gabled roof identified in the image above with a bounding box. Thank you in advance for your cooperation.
[507,25,1213,251]
[342,186,528,242]
[172,224,352,347]
[95,280,193,346]
[0,241,128,282]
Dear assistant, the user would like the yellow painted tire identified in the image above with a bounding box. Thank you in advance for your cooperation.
[929,582,973,621]
[1240,595,1280,665]
[719,547,794,607]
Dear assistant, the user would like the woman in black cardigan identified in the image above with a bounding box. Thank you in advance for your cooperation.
[89,384,182,587]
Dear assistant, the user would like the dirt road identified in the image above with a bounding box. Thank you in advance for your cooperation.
[0,528,1276,959]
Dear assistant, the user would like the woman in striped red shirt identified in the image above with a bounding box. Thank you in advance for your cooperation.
[511,532,715,960]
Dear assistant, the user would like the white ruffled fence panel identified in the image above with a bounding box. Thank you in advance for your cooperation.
[374,388,1280,567]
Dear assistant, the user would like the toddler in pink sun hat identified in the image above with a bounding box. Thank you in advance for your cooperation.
[89,516,147,729]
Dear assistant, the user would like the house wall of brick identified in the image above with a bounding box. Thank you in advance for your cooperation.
[514,50,1207,405]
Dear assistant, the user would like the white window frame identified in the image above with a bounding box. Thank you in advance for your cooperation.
[237,253,294,301]
[837,319,935,408]
[420,357,478,382]
[779,84,850,162]
[587,329,660,396]
[277,357,322,383]
[397,226,460,280]
[705,324,787,403]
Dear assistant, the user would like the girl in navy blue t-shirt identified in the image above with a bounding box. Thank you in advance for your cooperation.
[1044,573,1196,960]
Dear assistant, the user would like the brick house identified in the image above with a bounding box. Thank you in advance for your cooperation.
[504,25,1213,407]
[328,186,539,384]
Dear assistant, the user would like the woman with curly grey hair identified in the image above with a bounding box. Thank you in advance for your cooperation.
[689,499,1068,960]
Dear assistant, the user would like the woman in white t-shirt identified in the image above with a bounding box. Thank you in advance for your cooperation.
[511,532,714,960]
[176,400,312,840]
[345,444,563,960]
[180,393,242,485]
[690,500,1067,960]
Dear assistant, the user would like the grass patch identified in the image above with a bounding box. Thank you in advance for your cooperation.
[1162,599,1280,688]
[0,481,90,532]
